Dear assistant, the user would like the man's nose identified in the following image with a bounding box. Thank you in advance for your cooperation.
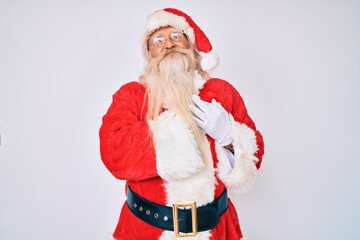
[164,38,176,49]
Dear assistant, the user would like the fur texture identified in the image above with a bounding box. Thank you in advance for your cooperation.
[201,52,219,72]
[216,114,259,193]
[194,70,207,93]
[160,230,212,240]
[150,97,216,239]
[142,10,195,58]
[99,78,264,240]
[142,9,219,71]
[149,110,205,180]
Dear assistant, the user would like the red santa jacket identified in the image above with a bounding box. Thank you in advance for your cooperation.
[99,76,264,240]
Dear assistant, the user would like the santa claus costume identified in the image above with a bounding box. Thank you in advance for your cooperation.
[99,8,264,240]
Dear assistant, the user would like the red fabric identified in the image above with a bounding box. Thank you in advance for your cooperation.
[200,79,264,169]
[99,82,158,182]
[99,78,264,240]
[163,8,212,53]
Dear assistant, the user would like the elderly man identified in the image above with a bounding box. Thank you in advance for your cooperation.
[99,8,264,240]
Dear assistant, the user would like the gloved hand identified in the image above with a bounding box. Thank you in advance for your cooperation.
[189,95,233,146]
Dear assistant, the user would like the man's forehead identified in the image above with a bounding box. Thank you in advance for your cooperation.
[150,26,181,36]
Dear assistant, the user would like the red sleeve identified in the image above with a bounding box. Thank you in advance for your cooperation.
[229,82,265,169]
[202,78,265,169]
[99,82,158,181]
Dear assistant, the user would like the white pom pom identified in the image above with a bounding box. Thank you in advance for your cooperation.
[201,52,219,71]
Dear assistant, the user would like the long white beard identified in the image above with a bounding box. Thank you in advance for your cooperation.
[145,47,197,119]
[144,47,211,180]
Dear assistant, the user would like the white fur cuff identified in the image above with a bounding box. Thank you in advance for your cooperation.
[216,114,259,193]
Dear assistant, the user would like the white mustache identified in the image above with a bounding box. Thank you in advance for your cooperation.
[157,46,192,61]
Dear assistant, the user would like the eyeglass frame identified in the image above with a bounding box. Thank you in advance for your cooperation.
[147,30,189,50]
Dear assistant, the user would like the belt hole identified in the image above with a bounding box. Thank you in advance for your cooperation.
[139,206,143,212]
[146,210,150,215]
[154,213,159,218]
[134,203,137,208]
[163,216,168,221]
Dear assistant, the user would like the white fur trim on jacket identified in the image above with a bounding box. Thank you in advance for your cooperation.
[150,108,216,240]
[149,110,205,180]
[194,70,207,93]
[215,114,259,193]
[159,230,211,240]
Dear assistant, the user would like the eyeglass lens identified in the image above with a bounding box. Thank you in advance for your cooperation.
[151,31,183,47]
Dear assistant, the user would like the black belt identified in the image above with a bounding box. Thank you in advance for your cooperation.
[126,185,228,237]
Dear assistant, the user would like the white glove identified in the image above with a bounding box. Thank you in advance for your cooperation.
[219,146,236,174]
[189,95,233,146]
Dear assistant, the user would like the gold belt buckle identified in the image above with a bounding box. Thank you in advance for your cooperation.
[172,201,198,237]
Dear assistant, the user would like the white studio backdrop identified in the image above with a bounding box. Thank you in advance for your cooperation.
[0,0,359,239]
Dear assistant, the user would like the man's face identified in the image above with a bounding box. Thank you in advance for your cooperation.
[148,26,190,58]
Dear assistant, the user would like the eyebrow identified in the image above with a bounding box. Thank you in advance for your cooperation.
[152,34,165,38]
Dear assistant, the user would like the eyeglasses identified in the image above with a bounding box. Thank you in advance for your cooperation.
[148,31,185,47]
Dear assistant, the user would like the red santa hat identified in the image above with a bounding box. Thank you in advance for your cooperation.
[142,8,219,71]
